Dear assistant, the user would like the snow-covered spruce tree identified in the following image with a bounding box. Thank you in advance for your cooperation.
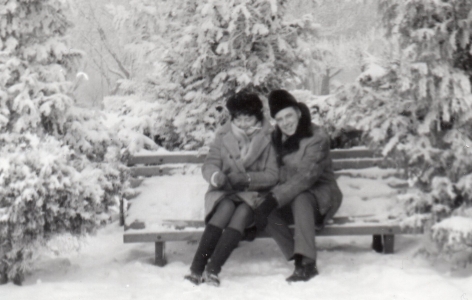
[105,0,316,150]
[0,0,129,284]
[330,0,472,263]
[165,0,316,149]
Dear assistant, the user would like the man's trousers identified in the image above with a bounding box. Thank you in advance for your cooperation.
[264,192,323,262]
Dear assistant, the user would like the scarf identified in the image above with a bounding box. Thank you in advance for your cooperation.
[231,121,262,168]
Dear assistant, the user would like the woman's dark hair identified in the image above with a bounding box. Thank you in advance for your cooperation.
[272,102,313,164]
[226,92,264,122]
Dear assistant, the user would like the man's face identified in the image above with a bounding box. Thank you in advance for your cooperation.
[274,106,300,137]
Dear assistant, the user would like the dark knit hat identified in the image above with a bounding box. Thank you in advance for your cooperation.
[268,89,299,118]
[226,92,264,121]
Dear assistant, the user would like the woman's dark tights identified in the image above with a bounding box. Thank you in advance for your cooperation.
[208,199,253,233]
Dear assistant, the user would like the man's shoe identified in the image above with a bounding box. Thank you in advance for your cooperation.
[304,263,319,280]
[286,263,318,282]
[184,272,203,285]
[203,271,220,287]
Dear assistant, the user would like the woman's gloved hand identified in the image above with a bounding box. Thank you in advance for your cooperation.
[211,171,227,188]
[227,172,250,190]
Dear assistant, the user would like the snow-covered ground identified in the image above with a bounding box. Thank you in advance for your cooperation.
[3,167,472,300]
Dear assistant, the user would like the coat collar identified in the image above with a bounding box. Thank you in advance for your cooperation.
[220,118,272,170]
[280,124,324,160]
[272,120,316,164]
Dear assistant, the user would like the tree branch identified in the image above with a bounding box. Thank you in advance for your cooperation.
[95,26,131,79]
[329,68,343,79]
[107,66,127,78]
[86,3,131,79]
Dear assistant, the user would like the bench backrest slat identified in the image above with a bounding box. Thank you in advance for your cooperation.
[129,158,388,177]
[129,154,206,166]
[128,147,376,166]
[127,147,390,177]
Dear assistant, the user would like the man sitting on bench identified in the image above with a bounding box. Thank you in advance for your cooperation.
[254,89,343,282]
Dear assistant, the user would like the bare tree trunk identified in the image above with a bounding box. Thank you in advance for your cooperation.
[321,71,330,95]
[321,68,342,95]
[305,71,318,94]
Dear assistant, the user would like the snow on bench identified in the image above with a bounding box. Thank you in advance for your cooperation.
[123,148,423,266]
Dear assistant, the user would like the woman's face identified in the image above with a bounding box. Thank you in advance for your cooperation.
[274,106,300,137]
[232,114,258,134]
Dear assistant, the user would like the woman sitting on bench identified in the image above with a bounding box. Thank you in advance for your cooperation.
[184,92,278,287]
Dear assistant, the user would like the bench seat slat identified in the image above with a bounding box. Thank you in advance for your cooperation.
[123,223,421,244]
[159,214,378,229]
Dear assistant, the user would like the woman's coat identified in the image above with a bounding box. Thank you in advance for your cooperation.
[202,119,278,222]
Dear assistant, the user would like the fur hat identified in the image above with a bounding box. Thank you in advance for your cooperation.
[226,92,264,121]
[268,89,299,118]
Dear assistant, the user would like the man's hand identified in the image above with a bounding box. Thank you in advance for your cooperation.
[253,193,278,231]
[228,172,250,190]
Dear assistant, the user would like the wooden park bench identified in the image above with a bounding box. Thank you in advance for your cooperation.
[123,148,423,266]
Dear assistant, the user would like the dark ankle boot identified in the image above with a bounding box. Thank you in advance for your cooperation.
[203,271,220,287]
[184,272,203,285]
[286,256,318,282]
[205,227,242,277]
[188,224,223,276]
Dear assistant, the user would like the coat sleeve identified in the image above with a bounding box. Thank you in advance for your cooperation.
[201,134,223,184]
[246,144,279,191]
[271,134,331,207]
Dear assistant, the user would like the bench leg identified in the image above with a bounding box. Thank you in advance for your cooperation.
[383,234,395,254]
[372,234,383,253]
[155,242,167,266]
[119,197,124,227]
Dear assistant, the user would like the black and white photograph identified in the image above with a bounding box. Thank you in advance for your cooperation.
[1,0,472,299]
